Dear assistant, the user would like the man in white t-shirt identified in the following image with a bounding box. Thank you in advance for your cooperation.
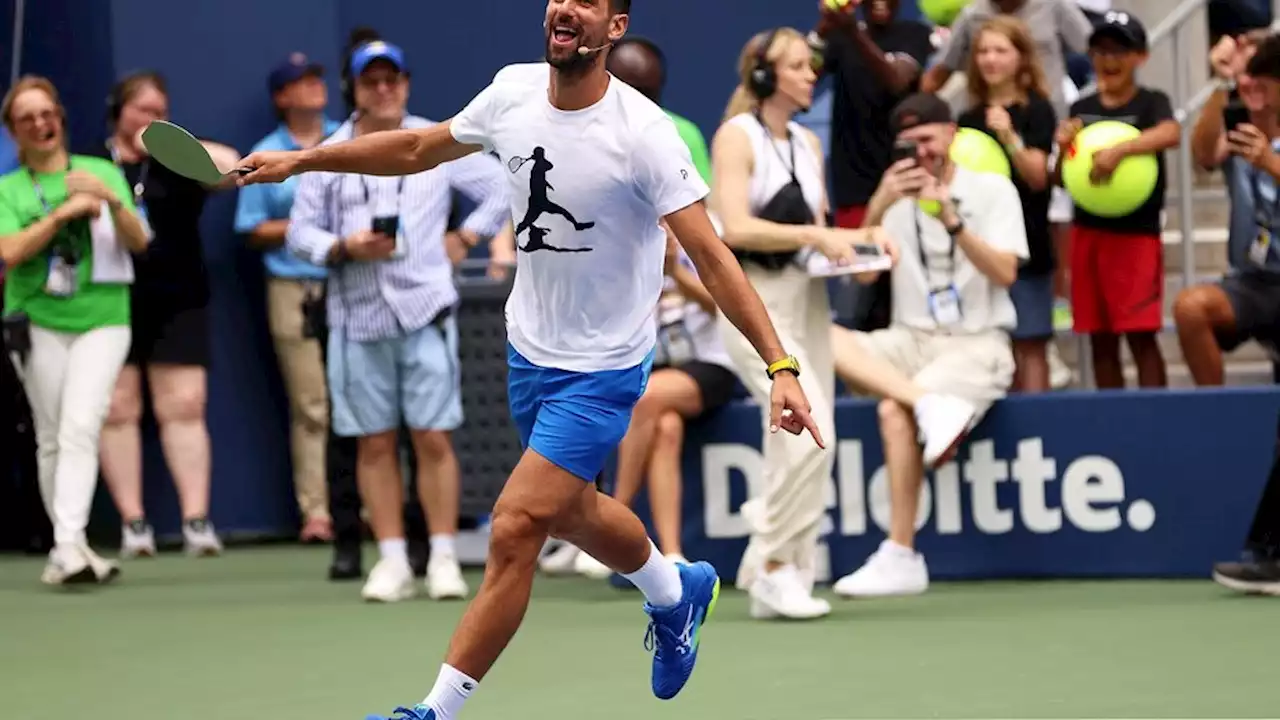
[829,93,1027,598]
[236,1,828,717]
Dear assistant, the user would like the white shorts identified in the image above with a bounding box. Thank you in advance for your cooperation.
[834,326,1014,419]
[1049,186,1074,224]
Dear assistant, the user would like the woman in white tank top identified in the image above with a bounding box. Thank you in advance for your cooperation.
[709,27,898,621]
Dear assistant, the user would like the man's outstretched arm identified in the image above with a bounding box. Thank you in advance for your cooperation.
[239,120,482,184]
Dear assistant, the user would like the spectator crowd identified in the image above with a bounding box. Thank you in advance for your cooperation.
[2,0,1279,605]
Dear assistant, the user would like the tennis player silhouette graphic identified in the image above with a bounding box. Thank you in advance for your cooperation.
[511,146,595,253]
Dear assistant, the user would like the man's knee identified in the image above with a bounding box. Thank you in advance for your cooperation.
[876,398,914,440]
[1173,285,1232,331]
[490,502,553,565]
[357,431,399,462]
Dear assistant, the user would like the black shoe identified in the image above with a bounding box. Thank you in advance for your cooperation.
[1212,558,1280,595]
[329,544,363,581]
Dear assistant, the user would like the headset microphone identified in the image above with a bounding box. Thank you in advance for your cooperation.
[577,41,613,55]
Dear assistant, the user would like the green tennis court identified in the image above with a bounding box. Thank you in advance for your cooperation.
[1,546,1274,720]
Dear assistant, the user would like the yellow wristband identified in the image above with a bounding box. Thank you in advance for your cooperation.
[766,355,801,379]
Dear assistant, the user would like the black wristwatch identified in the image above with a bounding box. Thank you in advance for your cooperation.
[945,217,965,237]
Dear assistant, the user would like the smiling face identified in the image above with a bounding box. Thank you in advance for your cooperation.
[898,122,956,176]
[6,86,64,161]
[354,60,408,124]
[975,29,1020,89]
[1089,37,1145,95]
[543,0,627,76]
[116,81,169,144]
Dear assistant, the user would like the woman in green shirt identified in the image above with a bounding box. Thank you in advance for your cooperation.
[0,76,150,587]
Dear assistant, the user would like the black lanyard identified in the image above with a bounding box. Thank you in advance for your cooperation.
[359,174,406,213]
[913,208,957,291]
[28,160,80,261]
[107,141,149,206]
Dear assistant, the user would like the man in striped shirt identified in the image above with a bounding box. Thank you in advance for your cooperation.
[286,40,509,604]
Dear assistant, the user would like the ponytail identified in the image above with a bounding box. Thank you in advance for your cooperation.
[723,84,758,123]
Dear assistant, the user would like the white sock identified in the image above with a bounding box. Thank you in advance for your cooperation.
[622,541,683,607]
[421,663,477,720]
[378,538,407,562]
[429,534,456,558]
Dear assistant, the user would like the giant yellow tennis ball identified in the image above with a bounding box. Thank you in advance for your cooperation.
[918,198,943,217]
[949,127,1011,178]
[824,0,852,9]
[1061,120,1158,219]
[920,0,973,26]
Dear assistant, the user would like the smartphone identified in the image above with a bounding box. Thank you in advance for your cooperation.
[371,216,400,237]
[890,139,918,165]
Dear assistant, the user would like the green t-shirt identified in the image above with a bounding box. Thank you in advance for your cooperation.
[665,110,713,186]
[0,155,135,333]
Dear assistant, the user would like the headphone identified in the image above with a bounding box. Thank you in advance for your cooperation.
[747,28,780,100]
[106,70,163,124]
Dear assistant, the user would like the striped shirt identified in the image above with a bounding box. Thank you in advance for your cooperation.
[287,115,509,341]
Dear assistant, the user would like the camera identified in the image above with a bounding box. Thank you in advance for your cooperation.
[371,216,404,258]
[891,139,919,165]
[1224,102,1250,132]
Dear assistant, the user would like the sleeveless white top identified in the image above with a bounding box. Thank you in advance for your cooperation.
[726,113,825,222]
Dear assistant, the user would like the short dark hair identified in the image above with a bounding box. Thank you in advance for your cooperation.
[612,0,630,14]
[1248,33,1280,81]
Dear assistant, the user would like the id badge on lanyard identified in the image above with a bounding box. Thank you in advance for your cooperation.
[915,210,962,327]
[1250,169,1280,267]
[30,170,79,298]
[656,292,695,365]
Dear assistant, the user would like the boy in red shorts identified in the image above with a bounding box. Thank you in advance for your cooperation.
[1055,11,1181,388]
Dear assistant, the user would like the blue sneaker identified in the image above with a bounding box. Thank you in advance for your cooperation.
[366,705,435,720]
[643,560,720,700]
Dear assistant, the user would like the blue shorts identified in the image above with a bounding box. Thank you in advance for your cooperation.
[507,344,652,482]
[327,314,463,437]
[1009,272,1055,341]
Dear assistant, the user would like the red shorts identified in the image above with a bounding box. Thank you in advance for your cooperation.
[1070,225,1164,334]
[834,205,869,229]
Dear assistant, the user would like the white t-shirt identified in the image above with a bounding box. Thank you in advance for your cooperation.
[881,166,1029,333]
[450,63,709,372]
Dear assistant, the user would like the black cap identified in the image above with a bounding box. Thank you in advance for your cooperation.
[1089,10,1149,52]
[269,52,324,95]
[889,93,953,136]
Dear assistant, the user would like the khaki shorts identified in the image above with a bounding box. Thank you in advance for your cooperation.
[843,326,1015,420]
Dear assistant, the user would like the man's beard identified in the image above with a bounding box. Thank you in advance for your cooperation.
[545,40,594,76]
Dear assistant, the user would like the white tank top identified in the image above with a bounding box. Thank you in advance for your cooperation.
[726,113,825,222]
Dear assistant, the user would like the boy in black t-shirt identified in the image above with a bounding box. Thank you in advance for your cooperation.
[1055,11,1181,389]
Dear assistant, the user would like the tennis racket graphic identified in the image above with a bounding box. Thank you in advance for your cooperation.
[507,155,533,173]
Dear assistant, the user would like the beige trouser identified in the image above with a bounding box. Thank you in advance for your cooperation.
[267,278,330,522]
[719,264,837,578]
[834,326,1015,420]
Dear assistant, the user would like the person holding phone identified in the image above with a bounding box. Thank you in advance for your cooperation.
[286,40,510,603]
[829,93,1025,599]
[0,76,149,585]
[1176,31,1280,387]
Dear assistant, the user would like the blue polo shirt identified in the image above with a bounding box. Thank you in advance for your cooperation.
[1223,139,1280,277]
[0,129,17,175]
[234,119,341,280]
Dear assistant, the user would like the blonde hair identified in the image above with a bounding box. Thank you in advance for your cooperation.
[1,75,68,164]
[723,27,807,122]
[966,16,1051,107]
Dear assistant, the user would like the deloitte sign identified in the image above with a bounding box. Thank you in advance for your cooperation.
[700,438,1156,541]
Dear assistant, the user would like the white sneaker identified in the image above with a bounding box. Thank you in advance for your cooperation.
[425,553,468,600]
[41,544,95,586]
[82,544,121,584]
[573,550,613,579]
[183,519,223,557]
[361,556,417,602]
[748,564,831,620]
[539,542,581,575]
[833,540,929,598]
[915,394,976,468]
[120,521,156,559]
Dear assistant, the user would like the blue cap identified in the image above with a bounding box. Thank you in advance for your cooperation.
[350,41,407,76]
[268,52,324,94]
